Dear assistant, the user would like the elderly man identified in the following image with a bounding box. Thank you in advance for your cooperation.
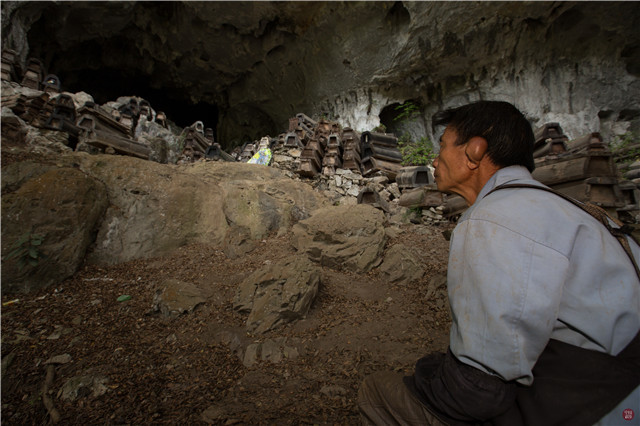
[358,101,640,425]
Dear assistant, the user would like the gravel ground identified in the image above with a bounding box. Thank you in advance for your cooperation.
[1,224,453,425]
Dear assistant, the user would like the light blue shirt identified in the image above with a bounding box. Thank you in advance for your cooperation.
[448,166,640,386]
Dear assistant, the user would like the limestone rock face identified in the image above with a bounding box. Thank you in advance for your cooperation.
[291,204,387,273]
[1,166,108,293]
[3,2,638,145]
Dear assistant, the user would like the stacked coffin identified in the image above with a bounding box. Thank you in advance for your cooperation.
[2,91,52,127]
[397,166,443,209]
[181,127,210,161]
[534,122,569,158]
[357,186,390,213]
[1,48,19,82]
[43,94,81,146]
[205,143,235,161]
[532,125,624,216]
[342,127,362,171]
[298,137,324,177]
[76,102,150,159]
[292,114,323,177]
[21,58,45,90]
[296,113,316,140]
[396,165,435,189]
[360,131,403,180]
[284,132,304,148]
[239,141,257,162]
[322,133,343,175]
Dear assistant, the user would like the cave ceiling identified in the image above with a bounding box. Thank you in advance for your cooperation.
[2,1,640,146]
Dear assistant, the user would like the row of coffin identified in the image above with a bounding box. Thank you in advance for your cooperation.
[1,49,61,94]
[0,50,425,182]
[233,113,406,179]
[1,87,173,159]
[1,50,190,159]
[394,122,638,222]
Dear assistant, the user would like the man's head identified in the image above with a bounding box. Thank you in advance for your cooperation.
[432,101,535,204]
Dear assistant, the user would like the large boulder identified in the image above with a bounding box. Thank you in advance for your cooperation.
[1,152,330,292]
[76,154,328,265]
[1,166,108,293]
[233,255,321,334]
[291,204,387,273]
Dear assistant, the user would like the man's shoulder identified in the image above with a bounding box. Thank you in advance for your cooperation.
[463,183,589,247]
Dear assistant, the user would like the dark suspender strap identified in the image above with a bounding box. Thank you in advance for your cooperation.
[487,183,640,280]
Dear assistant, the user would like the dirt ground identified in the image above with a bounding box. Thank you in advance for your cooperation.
[1,213,454,425]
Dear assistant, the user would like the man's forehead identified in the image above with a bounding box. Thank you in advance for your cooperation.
[439,126,457,141]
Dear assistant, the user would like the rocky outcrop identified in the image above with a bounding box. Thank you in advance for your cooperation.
[1,165,108,293]
[1,152,330,293]
[233,255,321,334]
[291,204,387,273]
[2,2,638,146]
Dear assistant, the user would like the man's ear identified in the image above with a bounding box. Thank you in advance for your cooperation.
[465,137,489,170]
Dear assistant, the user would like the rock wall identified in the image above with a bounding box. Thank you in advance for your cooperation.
[2,2,639,149]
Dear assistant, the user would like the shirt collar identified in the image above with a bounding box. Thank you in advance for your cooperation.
[459,166,534,220]
[476,165,534,202]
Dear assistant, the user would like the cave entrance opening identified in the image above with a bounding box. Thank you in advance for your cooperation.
[379,99,428,143]
[58,67,220,138]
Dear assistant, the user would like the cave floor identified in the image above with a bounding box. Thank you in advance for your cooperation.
[1,225,452,425]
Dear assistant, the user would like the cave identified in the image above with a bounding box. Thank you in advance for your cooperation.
[379,100,429,145]
[58,67,220,133]
[2,1,639,146]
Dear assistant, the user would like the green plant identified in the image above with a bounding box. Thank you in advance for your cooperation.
[373,123,387,133]
[611,131,640,163]
[398,135,436,166]
[393,101,420,123]
[390,101,435,166]
[3,232,47,269]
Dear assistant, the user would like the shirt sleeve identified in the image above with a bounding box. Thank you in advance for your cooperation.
[448,216,570,384]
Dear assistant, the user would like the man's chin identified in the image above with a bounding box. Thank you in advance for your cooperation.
[435,183,451,194]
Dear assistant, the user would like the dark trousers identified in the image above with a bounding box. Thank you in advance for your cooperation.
[358,371,447,425]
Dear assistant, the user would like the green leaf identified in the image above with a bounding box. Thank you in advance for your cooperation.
[29,247,39,259]
[28,258,39,267]
[117,295,132,302]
